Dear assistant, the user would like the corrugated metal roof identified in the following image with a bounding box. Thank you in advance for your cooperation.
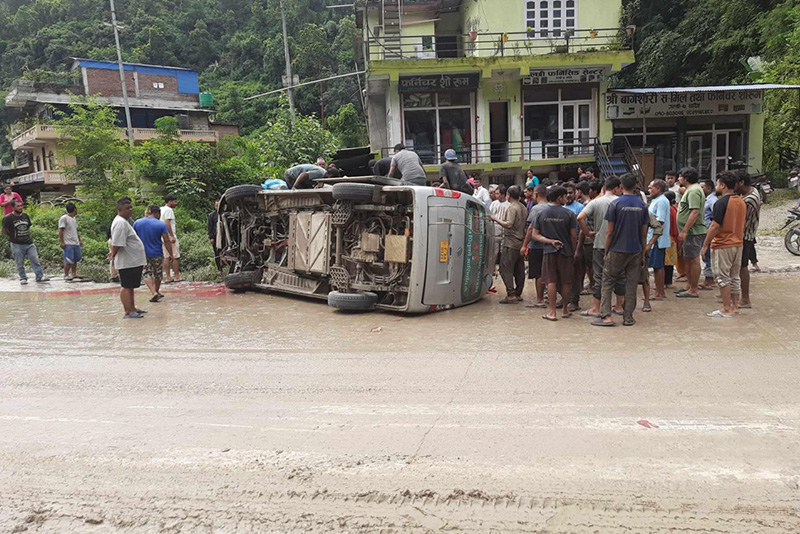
[612,84,800,93]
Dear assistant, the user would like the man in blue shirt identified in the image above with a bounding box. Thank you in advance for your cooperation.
[700,178,718,289]
[593,174,649,327]
[133,206,173,303]
[647,179,671,299]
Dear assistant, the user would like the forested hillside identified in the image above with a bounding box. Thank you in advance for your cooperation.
[0,0,362,162]
[1,0,800,176]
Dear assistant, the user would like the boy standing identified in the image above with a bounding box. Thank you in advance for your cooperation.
[701,172,746,318]
[533,186,577,321]
[161,195,182,283]
[2,199,49,284]
[58,203,82,281]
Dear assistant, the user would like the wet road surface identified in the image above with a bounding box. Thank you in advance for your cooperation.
[2,274,800,532]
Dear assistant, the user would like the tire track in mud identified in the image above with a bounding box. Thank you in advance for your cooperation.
[3,487,800,533]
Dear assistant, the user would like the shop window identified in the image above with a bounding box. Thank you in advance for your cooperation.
[526,0,577,38]
[402,92,473,164]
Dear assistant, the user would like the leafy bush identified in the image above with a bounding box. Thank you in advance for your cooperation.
[176,231,215,272]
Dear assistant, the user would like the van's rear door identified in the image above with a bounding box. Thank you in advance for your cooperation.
[422,197,465,306]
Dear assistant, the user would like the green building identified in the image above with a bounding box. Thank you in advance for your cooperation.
[357,0,771,185]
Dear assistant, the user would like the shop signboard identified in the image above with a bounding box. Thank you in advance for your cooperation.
[399,73,480,93]
[523,67,605,85]
[605,90,764,119]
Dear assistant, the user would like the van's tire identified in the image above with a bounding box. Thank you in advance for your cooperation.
[332,183,379,202]
[224,271,261,292]
[327,291,378,311]
[224,184,261,203]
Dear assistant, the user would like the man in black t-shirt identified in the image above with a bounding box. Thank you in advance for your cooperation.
[1,199,48,284]
[532,186,577,321]
[439,149,473,194]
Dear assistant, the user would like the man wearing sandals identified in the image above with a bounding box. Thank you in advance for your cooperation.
[134,206,173,304]
[161,195,182,283]
[593,174,649,327]
[532,186,577,321]
[109,198,147,319]
[491,185,527,304]
[701,172,746,318]
[675,167,707,298]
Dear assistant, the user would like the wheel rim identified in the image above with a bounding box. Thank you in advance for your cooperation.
[786,230,800,255]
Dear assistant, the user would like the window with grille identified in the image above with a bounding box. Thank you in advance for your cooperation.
[525,0,577,38]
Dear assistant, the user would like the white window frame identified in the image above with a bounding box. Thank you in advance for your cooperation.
[522,88,594,159]
[525,0,578,39]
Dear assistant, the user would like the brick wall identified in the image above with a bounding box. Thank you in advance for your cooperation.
[85,68,136,98]
[138,73,190,102]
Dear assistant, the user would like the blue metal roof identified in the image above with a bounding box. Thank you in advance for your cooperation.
[72,58,200,95]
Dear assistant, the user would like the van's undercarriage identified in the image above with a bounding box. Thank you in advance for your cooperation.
[218,183,417,311]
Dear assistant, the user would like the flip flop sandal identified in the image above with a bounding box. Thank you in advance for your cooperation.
[673,288,688,294]
[580,289,592,295]
[149,295,164,303]
[135,309,148,314]
[675,292,699,298]
[562,313,573,319]
[525,302,547,308]
[698,285,714,290]
[499,298,519,304]
[651,297,666,301]
[623,319,637,326]
[642,304,652,312]
[580,310,601,317]
[738,304,752,309]
[612,309,624,316]
[707,310,732,318]
[542,315,558,322]
[124,312,145,319]
[591,319,615,327]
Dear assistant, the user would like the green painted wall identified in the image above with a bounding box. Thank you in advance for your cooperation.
[748,113,765,172]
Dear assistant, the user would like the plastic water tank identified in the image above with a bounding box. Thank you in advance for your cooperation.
[199,92,214,108]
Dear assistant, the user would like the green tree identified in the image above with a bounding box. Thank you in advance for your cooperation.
[53,97,135,223]
[254,98,338,179]
[327,103,366,148]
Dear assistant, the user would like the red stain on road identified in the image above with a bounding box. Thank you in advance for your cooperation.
[637,420,659,429]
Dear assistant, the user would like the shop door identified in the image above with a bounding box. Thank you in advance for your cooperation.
[687,133,712,178]
[560,103,591,157]
[489,102,509,163]
[714,131,730,176]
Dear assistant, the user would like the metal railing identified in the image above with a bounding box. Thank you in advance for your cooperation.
[11,124,218,149]
[14,170,69,185]
[380,137,597,165]
[367,27,629,61]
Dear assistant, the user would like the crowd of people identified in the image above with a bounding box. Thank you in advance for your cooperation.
[484,166,762,325]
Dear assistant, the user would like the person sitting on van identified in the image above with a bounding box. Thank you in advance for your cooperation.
[439,149,473,194]
[389,144,427,186]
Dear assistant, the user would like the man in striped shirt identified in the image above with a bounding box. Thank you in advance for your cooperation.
[735,170,761,309]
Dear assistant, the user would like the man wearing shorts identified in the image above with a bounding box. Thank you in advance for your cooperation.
[521,185,549,307]
[109,197,147,319]
[701,171,746,317]
[532,186,577,321]
[160,195,182,283]
[58,203,82,281]
[676,167,707,298]
[134,206,173,303]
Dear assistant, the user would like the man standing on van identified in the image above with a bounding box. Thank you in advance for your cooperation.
[491,185,527,304]
[389,144,427,186]
[161,195,182,283]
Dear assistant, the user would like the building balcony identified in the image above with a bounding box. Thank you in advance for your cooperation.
[13,170,76,186]
[379,137,598,171]
[367,28,630,63]
[11,124,218,150]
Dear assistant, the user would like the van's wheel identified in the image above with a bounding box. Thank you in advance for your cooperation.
[223,184,261,203]
[327,291,378,311]
[332,183,379,202]
[224,271,261,292]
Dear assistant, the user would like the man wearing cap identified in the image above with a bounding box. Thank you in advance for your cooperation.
[439,149,472,194]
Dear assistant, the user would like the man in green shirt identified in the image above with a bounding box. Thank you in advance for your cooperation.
[676,167,707,298]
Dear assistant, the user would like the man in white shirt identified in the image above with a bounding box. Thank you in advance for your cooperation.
[160,194,182,283]
[109,197,147,319]
[471,174,491,210]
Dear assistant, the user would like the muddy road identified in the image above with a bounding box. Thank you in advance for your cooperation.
[2,273,800,532]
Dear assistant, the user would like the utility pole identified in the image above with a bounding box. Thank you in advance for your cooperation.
[280,0,296,127]
[109,0,134,147]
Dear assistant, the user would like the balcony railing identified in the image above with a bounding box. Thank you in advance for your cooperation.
[367,28,628,61]
[14,170,70,185]
[11,124,218,150]
[379,137,597,165]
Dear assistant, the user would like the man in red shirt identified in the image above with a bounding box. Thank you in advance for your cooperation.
[0,185,23,216]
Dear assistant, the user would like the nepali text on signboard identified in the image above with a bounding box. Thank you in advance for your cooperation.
[605,90,764,119]
[523,67,605,85]
[399,73,480,93]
